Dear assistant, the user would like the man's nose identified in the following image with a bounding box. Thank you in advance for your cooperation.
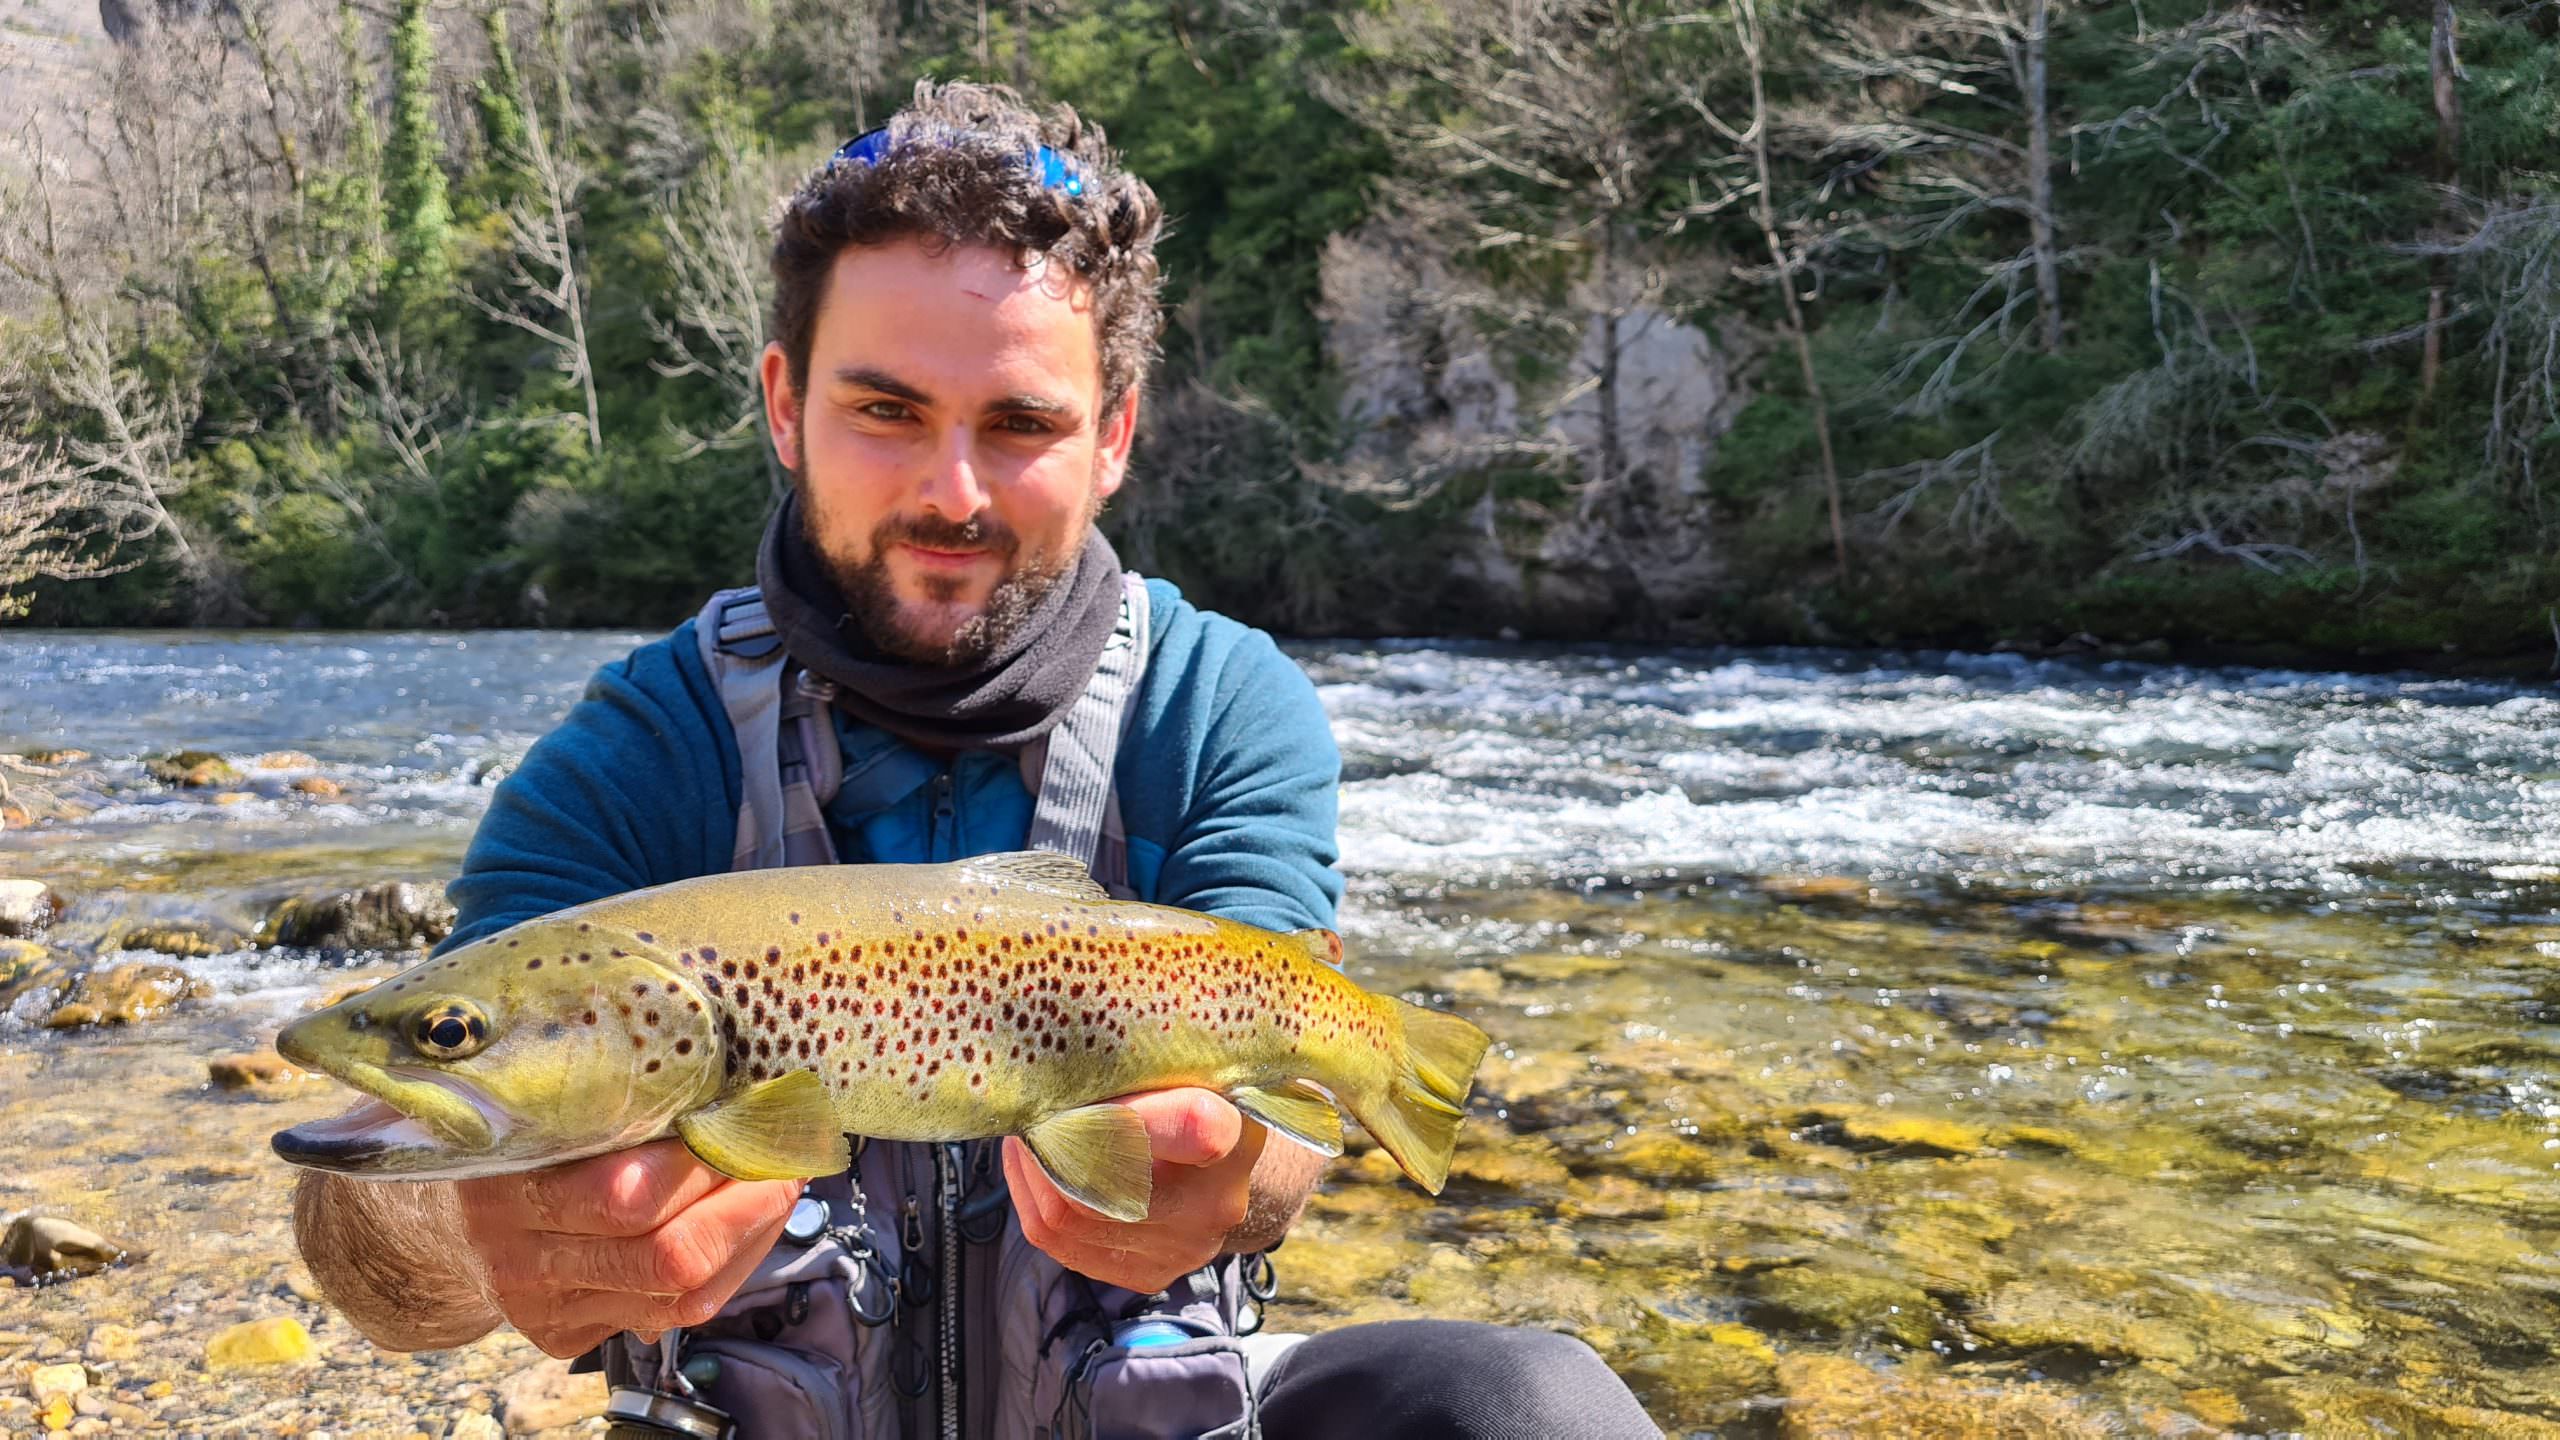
[917,424,991,520]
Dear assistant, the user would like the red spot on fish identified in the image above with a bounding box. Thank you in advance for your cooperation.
[582,1011,597,1025]
[676,1038,693,1055]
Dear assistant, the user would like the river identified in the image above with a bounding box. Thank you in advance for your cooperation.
[3,630,2558,1435]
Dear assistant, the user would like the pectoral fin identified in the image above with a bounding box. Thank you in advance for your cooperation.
[1231,1080,1344,1158]
[675,1070,849,1181]
[1022,1103,1154,1223]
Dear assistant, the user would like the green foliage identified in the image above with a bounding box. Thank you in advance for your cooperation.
[11,0,2560,670]
[382,0,454,323]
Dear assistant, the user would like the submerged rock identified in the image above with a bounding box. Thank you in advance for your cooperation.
[117,922,243,959]
[203,1316,316,1370]
[1775,1353,2113,1438]
[1751,1265,1938,1349]
[0,938,67,1005]
[258,881,454,952]
[42,962,212,1028]
[0,879,58,937]
[2,1214,146,1284]
[496,1355,609,1433]
[1964,1283,2201,1370]
[290,776,345,799]
[145,751,239,788]
[207,1052,312,1091]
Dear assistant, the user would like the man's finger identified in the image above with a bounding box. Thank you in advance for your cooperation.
[530,1177,799,1293]
[524,1201,793,1341]
[1119,1088,1243,1168]
[484,1140,728,1238]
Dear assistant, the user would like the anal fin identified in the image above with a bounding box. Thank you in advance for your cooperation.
[676,1070,849,1181]
[1231,1080,1344,1158]
[1022,1102,1154,1223]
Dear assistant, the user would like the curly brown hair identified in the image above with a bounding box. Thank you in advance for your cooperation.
[769,81,1167,420]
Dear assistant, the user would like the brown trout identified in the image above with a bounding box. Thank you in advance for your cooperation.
[271,853,1489,1220]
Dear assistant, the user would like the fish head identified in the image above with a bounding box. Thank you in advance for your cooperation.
[271,921,725,1181]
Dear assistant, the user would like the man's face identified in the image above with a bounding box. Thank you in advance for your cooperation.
[760,237,1137,665]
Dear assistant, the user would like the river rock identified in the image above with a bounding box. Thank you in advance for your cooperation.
[118,922,241,959]
[204,1316,316,1370]
[0,939,66,1006]
[1751,1264,1938,1348]
[28,1363,86,1406]
[259,881,454,952]
[42,962,213,1028]
[496,1356,608,1433]
[451,1413,507,1440]
[0,879,57,937]
[1775,1353,2111,1438]
[208,1052,311,1091]
[253,751,320,771]
[83,1325,141,1363]
[291,777,345,798]
[2,1214,147,1282]
[146,751,239,788]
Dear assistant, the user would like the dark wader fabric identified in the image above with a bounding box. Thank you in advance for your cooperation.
[604,579,1274,1440]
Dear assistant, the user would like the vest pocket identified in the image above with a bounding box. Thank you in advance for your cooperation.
[1053,1318,1256,1440]
[681,1336,854,1440]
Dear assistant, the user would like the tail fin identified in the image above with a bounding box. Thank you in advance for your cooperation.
[1355,998,1491,1194]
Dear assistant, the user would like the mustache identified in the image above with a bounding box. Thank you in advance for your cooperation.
[876,512,1019,557]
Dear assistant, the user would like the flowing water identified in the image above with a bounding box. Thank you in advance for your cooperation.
[3,631,2558,1435]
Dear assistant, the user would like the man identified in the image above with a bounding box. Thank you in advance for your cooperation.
[292,81,1659,1439]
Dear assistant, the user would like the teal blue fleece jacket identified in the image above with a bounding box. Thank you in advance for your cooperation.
[439,578,1343,952]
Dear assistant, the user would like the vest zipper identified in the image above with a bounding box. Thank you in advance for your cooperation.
[932,770,957,859]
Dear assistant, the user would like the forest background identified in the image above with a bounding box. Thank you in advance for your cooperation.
[1,0,2555,669]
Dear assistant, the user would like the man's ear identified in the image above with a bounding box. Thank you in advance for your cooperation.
[1093,387,1141,502]
[760,342,801,472]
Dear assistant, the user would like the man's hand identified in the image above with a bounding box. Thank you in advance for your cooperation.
[1003,1088,1291,1295]
[454,1140,803,1359]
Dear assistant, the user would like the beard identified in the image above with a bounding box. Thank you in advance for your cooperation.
[792,469,1096,668]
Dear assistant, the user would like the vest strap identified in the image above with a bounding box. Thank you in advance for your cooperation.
[1022,574,1149,890]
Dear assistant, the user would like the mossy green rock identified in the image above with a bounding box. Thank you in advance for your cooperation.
[1751,1265,1938,1349]
[146,751,239,788]
[1965,1284,2201,1369]
[258,880,454,951]
[1775,1354,2114,1438]
[118,923,241,959]
[42,962,213,1028]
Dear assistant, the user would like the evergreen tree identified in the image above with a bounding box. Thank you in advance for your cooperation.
[475,5,533,208]
[382,0,453,321]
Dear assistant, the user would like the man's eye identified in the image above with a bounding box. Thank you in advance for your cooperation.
[859,401,912,421]
[996,415,1052,435]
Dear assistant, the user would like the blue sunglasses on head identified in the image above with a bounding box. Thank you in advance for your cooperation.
[833,126,1086,198]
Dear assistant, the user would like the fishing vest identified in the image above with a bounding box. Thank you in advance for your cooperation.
[601,578,1285,1440]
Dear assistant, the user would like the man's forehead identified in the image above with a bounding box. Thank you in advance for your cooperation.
[826,237,1093,314]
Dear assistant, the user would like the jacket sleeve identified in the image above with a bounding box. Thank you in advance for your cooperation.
[437,626,740,953]
[1151,628,1346,937]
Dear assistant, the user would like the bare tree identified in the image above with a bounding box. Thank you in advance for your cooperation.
[0,376,151,618]
[1819,0,2068,353]
[46,321,208,586]
[466,87,601,449]
[2419,0,2462,405]
[1668,0,1849,576]
[637,110,806,498]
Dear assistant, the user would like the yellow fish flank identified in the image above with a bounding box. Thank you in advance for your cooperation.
[272,853,1491,1220]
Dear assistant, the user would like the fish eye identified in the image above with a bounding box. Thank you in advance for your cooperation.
[410,1000,491,1060]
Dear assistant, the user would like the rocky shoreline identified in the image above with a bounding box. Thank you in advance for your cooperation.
[11,743,2560,1435]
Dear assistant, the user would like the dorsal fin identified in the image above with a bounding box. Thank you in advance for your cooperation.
[959,850,1112,902]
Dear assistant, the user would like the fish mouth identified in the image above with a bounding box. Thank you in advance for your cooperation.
[271,1039,507,1172]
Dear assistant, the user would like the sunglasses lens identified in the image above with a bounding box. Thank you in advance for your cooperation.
[831,127,1080,196]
